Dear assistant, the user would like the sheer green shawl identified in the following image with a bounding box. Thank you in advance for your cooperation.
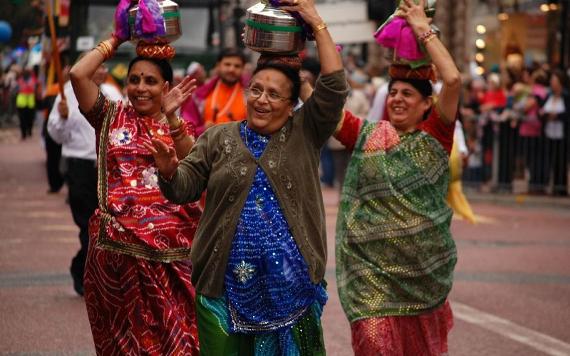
[336,121,456,322]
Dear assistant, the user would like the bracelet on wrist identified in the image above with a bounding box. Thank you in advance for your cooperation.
[169,117,184,130]
[418,28,437,44]
[422,33,437,45]
[170,119,187,138]
[313,22,327,33]
[93,40,115,60]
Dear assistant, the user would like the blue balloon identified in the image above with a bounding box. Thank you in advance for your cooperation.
[0,21,12,44]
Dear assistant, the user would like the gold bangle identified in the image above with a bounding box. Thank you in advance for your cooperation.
[422,33,437,45]
[313,22,327,33]
[169,117,184,130]
[93,40,115,60]
[93,46,106,58]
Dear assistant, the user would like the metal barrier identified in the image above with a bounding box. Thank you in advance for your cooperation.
[462,111,569,196]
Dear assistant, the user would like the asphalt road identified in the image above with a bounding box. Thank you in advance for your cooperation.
[1,128,569,355]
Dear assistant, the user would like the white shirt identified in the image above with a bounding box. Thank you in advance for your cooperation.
[543,95,566,140]
[366,82,388,123]
[48,81,123,160]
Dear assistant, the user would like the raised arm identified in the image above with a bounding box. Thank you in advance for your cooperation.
[400,0,461,124]
[279,0,343,75]
[69,35,121,114]
[161,76,198,159]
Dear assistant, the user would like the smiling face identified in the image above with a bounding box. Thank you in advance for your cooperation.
[387,81,432,133]
[126,60,167,117]
[246,68,294,135]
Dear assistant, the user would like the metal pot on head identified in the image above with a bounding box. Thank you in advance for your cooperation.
[244,0,304,54]
[128,0,182,44]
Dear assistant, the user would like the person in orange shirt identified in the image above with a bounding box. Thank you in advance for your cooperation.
[203,48,247,128]
[184,49,247,132]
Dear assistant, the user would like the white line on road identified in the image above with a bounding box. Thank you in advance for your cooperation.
[453,302,570,356]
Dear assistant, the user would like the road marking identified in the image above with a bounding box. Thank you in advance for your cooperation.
[453,302,570,356]
[24,211,69,218]
[40,224,77,232]
[451,214,495,224]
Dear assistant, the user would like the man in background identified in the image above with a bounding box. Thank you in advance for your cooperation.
[181,48,247,136]
[47,62,123,296]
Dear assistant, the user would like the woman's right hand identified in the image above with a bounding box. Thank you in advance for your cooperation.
[279,0,342,75]
[144,138,179,181]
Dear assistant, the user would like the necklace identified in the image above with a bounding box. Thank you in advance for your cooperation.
[243,123,269,150]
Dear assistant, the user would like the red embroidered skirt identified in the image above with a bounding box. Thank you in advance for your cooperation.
[84,236,199,355]
[351,301,453,356]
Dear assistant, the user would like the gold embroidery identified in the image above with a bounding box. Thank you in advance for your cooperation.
[95,98,191,262]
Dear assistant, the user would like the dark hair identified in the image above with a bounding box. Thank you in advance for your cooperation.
[217,48,246,64]
[388,78,433,98]
[531,68,549,87]
[252,63,301,104]
[301,57,321,79]
[551,69,569,90]
[127,56,173,83]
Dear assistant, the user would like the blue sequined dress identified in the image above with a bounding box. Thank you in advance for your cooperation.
[201,122,327,355]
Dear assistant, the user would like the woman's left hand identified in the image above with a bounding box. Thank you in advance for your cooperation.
[278,0,321,28]
[143,138,179,180]
[162,76,197,118]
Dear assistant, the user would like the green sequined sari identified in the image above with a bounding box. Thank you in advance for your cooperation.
[336,121,457,322]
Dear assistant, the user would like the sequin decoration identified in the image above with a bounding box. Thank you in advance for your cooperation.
[336,119,456,323]
[222,122,327,354]
[109,127,133,146]
[350,301,453,355]
[141,167,159,189]
[233,260,256,284]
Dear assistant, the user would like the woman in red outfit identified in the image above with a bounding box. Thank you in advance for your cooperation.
[69,35,201,355]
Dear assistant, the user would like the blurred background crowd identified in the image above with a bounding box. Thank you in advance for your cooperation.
[1,0,569,197]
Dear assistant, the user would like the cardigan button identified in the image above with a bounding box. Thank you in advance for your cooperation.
[213,247,219,253]
[228,195,235,202]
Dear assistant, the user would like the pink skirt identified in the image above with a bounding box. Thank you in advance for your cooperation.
[351,301,453,356]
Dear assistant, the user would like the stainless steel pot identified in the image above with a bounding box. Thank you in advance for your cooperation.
[244,0,304,54]
[128,0,181,43]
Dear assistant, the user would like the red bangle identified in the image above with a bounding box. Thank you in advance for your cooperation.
[170,120,187,137]
[418,28,437,42]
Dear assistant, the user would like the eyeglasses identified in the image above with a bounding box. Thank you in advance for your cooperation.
[246,87,290,103]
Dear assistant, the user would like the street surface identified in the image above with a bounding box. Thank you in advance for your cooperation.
[1,127,569,355]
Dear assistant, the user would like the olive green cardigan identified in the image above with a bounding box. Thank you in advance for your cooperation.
[159,70,348,297]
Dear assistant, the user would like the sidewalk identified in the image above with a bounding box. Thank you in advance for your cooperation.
[464,187,570,210]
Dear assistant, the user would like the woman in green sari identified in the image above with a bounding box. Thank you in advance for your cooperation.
[334,0,461,354]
